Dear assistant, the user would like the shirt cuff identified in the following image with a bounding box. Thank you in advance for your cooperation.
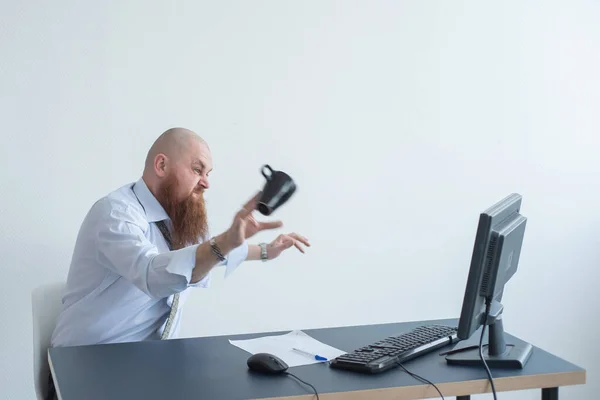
[224,240,249,278]
[163,240,248,289]
[164,244,211,288]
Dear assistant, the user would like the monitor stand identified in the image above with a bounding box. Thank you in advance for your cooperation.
[446,301,533,369]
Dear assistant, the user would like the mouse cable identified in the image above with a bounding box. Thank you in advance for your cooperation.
[480,300,498,400]
[395,362,444,400]
[285,372,319,400]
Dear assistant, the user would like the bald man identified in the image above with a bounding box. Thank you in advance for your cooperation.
[50,127,308,348]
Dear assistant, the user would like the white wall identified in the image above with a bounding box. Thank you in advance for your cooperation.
[2,1,599,399]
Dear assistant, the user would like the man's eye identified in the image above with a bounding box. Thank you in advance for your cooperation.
[194,169,202,174]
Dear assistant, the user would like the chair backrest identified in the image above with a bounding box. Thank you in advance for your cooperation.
[32,281,65,400]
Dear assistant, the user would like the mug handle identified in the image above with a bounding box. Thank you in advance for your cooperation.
[261,164,274,180]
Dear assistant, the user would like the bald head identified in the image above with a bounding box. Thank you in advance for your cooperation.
[144,127,207,173]
[142,127,213,201]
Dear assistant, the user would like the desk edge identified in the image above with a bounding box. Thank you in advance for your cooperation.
[48,348,64,400]
[255,369,586,400]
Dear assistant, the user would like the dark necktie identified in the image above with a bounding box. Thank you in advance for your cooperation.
[155,220,180,340]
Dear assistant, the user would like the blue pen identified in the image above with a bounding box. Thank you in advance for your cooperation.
[292,347,328,361]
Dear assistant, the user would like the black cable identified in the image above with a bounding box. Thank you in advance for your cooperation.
[285,372,319,400]
[396,362,444,400]
[481,300,498,400]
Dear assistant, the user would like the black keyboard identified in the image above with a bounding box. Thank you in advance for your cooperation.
[329,325,459,374]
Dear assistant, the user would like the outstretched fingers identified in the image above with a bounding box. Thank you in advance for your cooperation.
[259,220,283,231]
[279,233,309,254]
[239,192,262,218]
[287,233,310,247]
[280,235,296,250]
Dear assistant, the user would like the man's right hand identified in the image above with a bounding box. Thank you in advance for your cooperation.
[224,192,283,248]
[191,192,284,284]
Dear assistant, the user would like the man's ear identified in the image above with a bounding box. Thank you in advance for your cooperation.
[154,154,168,177]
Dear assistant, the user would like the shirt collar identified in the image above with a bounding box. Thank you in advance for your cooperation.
[132,178,169,223]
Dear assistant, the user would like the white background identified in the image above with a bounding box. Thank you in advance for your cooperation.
[1,1,599,399]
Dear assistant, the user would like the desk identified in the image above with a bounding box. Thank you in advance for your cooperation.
[48,318,585,399]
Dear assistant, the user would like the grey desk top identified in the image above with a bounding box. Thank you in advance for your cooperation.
[49,318,586,400]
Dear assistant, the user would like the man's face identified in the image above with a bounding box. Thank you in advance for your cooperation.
[169,140,213,203]
[158,141,213,248]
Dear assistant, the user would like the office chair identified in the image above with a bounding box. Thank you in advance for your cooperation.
[31,282,65,400]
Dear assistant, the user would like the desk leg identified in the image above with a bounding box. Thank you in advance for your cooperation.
[456,396,470,400]
[542,387,558,400]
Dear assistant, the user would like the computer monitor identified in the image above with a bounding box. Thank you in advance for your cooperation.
[445,193,533,368]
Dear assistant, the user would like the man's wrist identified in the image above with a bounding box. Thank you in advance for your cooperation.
[259,243,268,262]
[213,233,236,258]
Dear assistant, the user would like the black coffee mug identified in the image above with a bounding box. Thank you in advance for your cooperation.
[257,164,296,216]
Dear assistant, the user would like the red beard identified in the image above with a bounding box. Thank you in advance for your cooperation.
[157,174,208,250]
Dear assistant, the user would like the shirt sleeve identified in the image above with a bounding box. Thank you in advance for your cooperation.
[223,240,249,279]
[94,202,246,299]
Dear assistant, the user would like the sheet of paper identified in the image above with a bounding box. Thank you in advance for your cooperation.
[229,330,347,367]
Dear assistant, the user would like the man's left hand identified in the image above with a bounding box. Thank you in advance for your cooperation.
[267,233,310,260]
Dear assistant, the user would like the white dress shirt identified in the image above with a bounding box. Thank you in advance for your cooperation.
[50,178,248,347]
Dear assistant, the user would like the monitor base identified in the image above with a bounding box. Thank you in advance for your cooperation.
[445,341,533,369]
[447,304,533,369]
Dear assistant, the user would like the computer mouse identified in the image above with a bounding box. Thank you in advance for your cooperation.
[247,353,289,374]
